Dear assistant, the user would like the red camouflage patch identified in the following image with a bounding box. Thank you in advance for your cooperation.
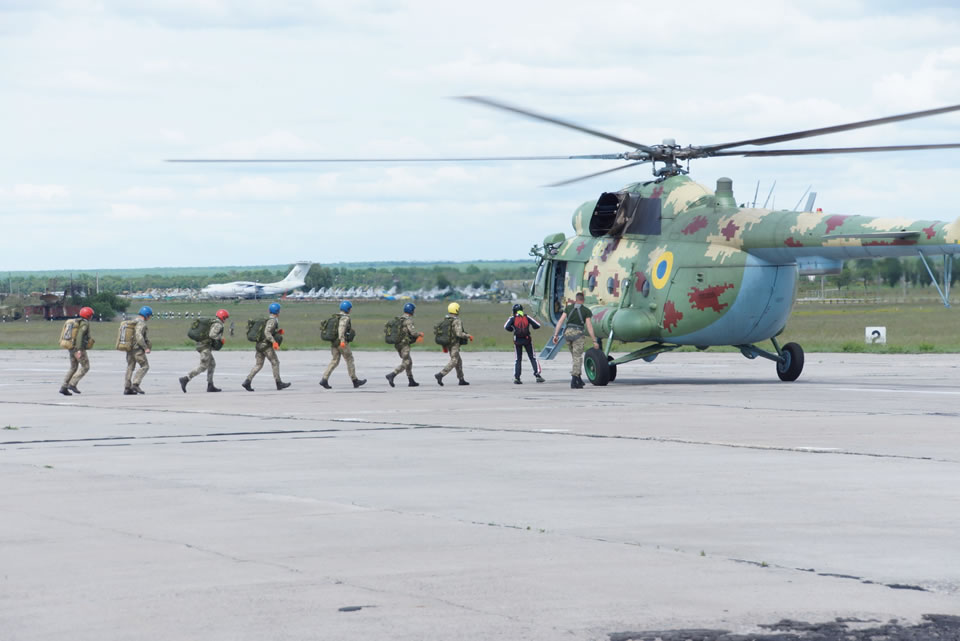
[688,283,734,313]
[601,239,620,262]
[863,239,918,246]
[785,237,804,247]
[610,273,620,297]
[576,241,586,254]
[634,271,647,293]
[721,220,739,241]
[663,301,683,333]
[651,185,664,198]
[682,216,709,235]
[923,225,937,240]
[825,215,849,234]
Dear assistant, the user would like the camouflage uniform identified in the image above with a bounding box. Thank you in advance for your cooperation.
[323,312,357,381]
[63,318,91,388]
[187,319,224,383]
[390,313,419,378]
[562,304,593,376]
[438,315,470,380]
[124,317,151,389]
[248,316,282,382]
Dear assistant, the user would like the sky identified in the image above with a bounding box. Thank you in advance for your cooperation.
[3,0,960,271]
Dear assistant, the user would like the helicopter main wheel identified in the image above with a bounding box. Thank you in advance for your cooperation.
[607,355,617,382]
[776,342,804,382]
[584,347,611,386]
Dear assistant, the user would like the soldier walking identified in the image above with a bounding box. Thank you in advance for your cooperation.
[385,302,424,388]
[320,301,366,389]
[123,306,153,395]
[180,309,229,393]
[242,302,291,391]
[435,302,472,386]
[504,303,544,384]
[60,306,94,396]
[551,292,600,389]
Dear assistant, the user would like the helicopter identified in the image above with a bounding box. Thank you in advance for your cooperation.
[169,97,960,385]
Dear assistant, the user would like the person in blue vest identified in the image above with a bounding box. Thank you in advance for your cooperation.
[504,303,544,384]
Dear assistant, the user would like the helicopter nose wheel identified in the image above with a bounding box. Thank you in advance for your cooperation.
[776,342,805,382]
[584,347,612,386]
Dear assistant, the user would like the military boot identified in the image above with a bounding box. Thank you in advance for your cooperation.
[576,375,586,388]
[67,385,82,394]
[206,382,221,392]
[385,372,396,388]
[123,387,137,395]
[179,376,189,393]
[535,375,545,383]
[132,384,145,395]
[353,378,367,388]
[59,386,72,396]
[458,379,470,386]
[570,376,579,389]
[276,380,291,390]
[241,379,254,392]
[319,379,331,389]
[434,373,444,386]
[408,378,419,387]
[514,377,522,384]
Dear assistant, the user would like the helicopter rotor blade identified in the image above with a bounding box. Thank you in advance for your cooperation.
[704,103,960,152]
[544,160,650,188]
[166,155,624,163]
[458,96,655,153]
[712,142,960,157]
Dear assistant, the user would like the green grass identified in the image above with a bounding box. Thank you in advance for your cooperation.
[2,299,959,353]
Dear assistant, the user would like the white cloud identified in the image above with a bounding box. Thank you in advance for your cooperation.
[0,184,70,201]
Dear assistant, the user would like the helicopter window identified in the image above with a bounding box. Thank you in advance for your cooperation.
[587,273,598,292]
[531,262,546,297]
[606,277,616,295]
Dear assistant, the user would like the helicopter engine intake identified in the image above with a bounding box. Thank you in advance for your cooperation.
[589,192,662,238]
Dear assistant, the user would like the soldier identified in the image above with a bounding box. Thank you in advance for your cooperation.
[504,303,544,384]
[242,302,291,391]
[435,302,473,386]
[385,302,424,388]
[551,292,600,389]
[320,301,366,389]
[179,309,229,393]
[123,306,153,395]
[60,306,94,396]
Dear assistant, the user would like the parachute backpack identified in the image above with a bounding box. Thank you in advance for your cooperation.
[384,317,403,345]
[115,320,136,351]
[246,318,268,343]
[433,317,455,347]
[320,314,340,342]
[513,314,531,339]
[59,318,80,350]
[187,318,215,342]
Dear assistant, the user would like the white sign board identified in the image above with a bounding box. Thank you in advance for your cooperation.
[865,326,886,345]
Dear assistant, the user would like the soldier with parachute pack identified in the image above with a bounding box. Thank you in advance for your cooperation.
[179,309,228,393]
[434,302,472,386]
[59,306,95,396]
[384,302,424,388]
[242,302,290,391]
[319,300,366,389]
[119,306,152,395]
[504,303,544,385]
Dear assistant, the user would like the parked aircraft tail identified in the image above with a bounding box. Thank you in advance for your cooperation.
[282,261,312,284]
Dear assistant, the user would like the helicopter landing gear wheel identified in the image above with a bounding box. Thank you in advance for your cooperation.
[607,355,617,382]
[776,342,804,382]
[584,347,611,386]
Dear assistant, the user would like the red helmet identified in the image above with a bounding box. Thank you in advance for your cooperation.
[79,307,94,319]
[216,309,230,321]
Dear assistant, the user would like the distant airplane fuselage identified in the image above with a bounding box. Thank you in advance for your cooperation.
[201,261,312,299]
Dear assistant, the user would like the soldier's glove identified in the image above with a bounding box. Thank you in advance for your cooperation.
[339,341,346,348]
[468,335,474,342]
[415,335,423,344]
[272,341,280,350]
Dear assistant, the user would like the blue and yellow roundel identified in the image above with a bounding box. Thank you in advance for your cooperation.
[651,251,674,289]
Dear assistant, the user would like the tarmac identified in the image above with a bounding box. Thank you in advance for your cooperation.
[1,348,959,640]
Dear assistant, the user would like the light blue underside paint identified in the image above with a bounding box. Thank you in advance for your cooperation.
[671,254,797,346]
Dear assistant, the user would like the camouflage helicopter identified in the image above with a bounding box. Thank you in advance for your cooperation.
[170,97,960,385]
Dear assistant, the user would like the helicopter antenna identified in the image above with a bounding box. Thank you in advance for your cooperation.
[752,180,760,208]
[804,192,818,212]
[793,185,812,211]
[762,180,777,208]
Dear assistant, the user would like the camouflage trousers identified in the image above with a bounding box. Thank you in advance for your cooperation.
[64,349,90,387]
[188,346,216,383]
[248,346,281,382]
[564,327,586,376]
[390,343,413,377]
[323,343,357,380]
[439,342,464,379]
[124,349,149,387]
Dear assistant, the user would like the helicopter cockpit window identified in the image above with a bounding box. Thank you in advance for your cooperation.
[531,262,546,297]
[590,192,661,237]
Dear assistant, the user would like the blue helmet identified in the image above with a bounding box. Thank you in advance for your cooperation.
[403,302,415,314]
[268,302,281,314]
[138,306,153,318]
[340,300,352,312]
